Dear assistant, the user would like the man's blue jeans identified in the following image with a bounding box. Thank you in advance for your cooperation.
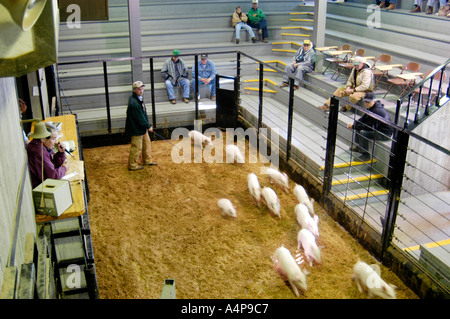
[249,18,268,39]
[191,78,216,97]
[235,22,255,40]
[165,78,190,100]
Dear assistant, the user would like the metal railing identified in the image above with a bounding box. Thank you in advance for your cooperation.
[56,51,450,296]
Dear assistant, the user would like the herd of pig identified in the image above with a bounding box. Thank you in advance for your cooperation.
[190,130,398,299]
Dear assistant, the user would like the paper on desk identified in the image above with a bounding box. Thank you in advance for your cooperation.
[64,159,84,181]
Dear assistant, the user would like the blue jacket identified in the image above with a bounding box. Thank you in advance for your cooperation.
[192,60,216,82]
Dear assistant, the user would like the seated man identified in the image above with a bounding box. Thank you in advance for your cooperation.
[318,56,374,112]
[26,121,69,188]
[247,0,269,43]
[192,53,217,101]
[161,49,190,104]
[280,39,316,90]
[347,92,394,162]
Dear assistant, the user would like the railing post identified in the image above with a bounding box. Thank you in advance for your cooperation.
[322,96,339,203]
[102,61,112,136]
[149,58,156,129]
[286,78,295,162]
[257,62,264,146]
[194,54,199,120]
[380,129,409,260]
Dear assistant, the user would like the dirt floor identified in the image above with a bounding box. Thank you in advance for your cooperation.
[84,132,418,299]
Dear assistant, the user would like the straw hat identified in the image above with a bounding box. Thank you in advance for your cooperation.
[30,121,51,139]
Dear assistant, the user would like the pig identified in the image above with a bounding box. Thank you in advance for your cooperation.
[297,229,321,267]
[295,203,319,237]
[264,167,289,193]
[188,130,213,148]
[225,144,244,163]
[293,184,315,216]
[247,173,262,207]
[261,187,281,218]
[273,245,307,297]
[217,198,237,218]
[352,261,397,299]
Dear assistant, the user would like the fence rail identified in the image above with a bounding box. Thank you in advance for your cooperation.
[56,51,450,296]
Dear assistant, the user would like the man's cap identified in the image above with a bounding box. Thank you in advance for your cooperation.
[252,0,258,4]
[353,56,371,67]
[132,81,145,89]
[173,49,180,56]
[30,121,51,139]
[364,92,376,103]
[303,39,311,46]
[201,53,208,60]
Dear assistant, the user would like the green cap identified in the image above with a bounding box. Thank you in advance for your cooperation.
[173,49,180,56]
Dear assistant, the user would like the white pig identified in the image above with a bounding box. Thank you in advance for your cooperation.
[261,187,281,218]
[293,184,315,216]
[188,130,213,148]
[247,173,262,207]
[225,144,244,163]
[217,198,237,218]
[264,167,289,193]
[352,261,397,299]
[295,203,319,237]
[273,245,307,297]
[297,229,321,267]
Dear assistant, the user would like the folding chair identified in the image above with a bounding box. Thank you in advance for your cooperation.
[332,48,366,81]
[371,54,392,89]
[383,62,421,98]
[322,44,352,76]
[413,70,447,107]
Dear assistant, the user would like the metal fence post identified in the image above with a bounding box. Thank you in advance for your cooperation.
[286,78,295,162]
[322,96,339,203]
[194,54,199,120]
[102,61,111,136]
[149,57,156,129]
[380,129,409,260]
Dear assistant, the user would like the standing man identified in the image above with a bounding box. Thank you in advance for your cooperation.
[161,49,190,104]
[280,39,316,90]
[192,53,217,101]
[347,92,393,162]
[318,56,374,112]
[125,81,157,171]
[248,0,269,43]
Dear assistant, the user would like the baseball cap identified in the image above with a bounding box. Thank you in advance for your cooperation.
[173,49,180,56]
[132,81,145,89]
[303,39,311,46]
[252,0,258,3]
[201,53,208,60]
[364,92,375,103]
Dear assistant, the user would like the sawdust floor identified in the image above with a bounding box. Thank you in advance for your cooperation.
[84,135,418,299]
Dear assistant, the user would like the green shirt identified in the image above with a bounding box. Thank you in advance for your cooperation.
[247,7,265,24]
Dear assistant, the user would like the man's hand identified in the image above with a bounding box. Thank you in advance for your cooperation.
[148,126,153,133]
[347,123,353,129]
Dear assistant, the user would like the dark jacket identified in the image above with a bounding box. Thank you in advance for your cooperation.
[353,100,394,136]
[125,93,151,136]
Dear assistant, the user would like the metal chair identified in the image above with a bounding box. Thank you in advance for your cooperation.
[383,62,421,98]
[371,54,392,88]
[322,44,352,76]
[413,70,448,107]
